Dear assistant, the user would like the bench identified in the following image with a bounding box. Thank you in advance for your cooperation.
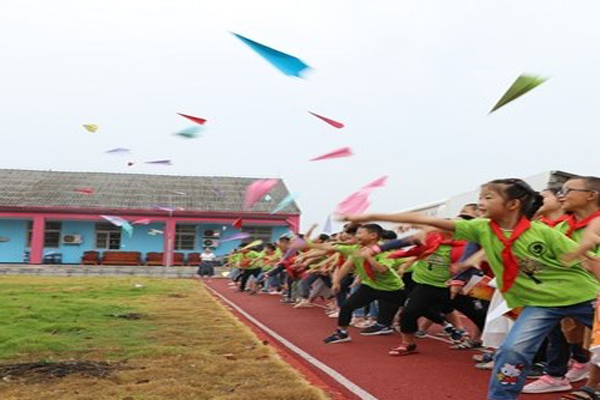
[101,251,142,266]
[82,251,100,265]
[187,253,202,266]
[145,252,185,266]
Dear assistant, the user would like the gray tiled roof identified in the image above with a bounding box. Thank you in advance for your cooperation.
[0,169,300,215]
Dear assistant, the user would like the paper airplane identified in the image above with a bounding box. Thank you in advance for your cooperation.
[335,190,371,215]
[221,232,251,243]
[233,218,243,230]
[145,160,172,165]
[362,176,388,190]
[148,229,163,236]
[232,32,311,78]
[83,124,98,133]
[242,240,263,250]
[75,188,94,195]
[309,147,353,162]
[121,223,133,238]
[271,193,299,214]
[244,179,278,209]
[323,214,333,234]
[127,162,135,167]
[490,74,548,113]
[105,148,130,155]
[174,126,204,139]
[132,218,151,225]
[101,215,128,227]
[177,113,206,125]
[308,112,344,129]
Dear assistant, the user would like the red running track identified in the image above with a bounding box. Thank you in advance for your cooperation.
[207,280,563,400]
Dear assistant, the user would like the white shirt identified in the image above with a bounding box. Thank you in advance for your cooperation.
[201,252,216,261]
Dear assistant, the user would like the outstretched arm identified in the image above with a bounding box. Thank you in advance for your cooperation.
[564,219,600,262]
[342,212,456,232]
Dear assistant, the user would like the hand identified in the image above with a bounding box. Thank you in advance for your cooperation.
[358,247,376,258]
[449,284,463,299]
[331,283,341,294]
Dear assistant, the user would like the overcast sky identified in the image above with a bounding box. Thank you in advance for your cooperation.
[2,0,600,231]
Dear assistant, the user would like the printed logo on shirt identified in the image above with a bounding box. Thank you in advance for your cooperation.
[517,258,544,284]
[527,242,547,257]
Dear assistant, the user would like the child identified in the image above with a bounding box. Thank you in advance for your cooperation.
[342,178,600,400]
[323,224,406,344]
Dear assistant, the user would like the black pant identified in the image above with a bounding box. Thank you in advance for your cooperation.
[338,284,406,327]
[240,268,262,291]
[400,283,450,333]
[546,322,590,377]
[451,294,489,332]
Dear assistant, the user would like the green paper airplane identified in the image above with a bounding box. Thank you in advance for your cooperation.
[490,74,548,113]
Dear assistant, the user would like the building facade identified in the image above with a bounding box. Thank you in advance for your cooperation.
[0,169,300,265]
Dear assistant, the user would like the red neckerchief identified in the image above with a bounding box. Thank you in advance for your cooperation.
[362,259,376,282]
[538,215,568,228]
[489,217,532,293]
[388,232,465,261]
[563,211,600,237]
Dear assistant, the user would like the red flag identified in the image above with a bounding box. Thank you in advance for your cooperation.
[177,113,207,125]
[233,218,243,230]
[308,112,344,129]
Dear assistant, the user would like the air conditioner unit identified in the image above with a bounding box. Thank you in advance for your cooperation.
[62,234,83,244]
[203,229,221,238]
[202,239,220,248]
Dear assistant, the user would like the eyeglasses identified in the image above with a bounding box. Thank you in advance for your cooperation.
[557,188,597,196]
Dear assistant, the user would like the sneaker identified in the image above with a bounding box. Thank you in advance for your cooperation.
[473,352,494,363]
[414,330,427,339]
[475,360,494,370]
[360,324,394,336]
[323,329,351,344]
[280,298,295,304]
[527,362,546,379]
[355,320,376,329]
[565,362,589,383]
[293,300,314,308]
[522,375,572,394]
[443,326,465,343]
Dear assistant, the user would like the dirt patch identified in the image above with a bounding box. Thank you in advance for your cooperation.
[166,293,187,298]
[109,313,147,320]
[0,361,121,382]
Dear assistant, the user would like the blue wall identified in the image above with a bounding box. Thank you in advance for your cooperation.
[0,219,293,264]
[0,219,29,263]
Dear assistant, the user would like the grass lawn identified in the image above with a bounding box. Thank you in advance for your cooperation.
[0,276,329,400]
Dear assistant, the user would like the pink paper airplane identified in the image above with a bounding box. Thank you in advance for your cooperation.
[308,112,344,129]
[335,190,371,215]
[362,176,388,190]
[244,179,278,209]
[75,188,94,195]
[309,147,353,162]
[132,218,151,225]
[177,113,206,125]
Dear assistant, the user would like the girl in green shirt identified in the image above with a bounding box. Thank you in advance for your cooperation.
[342,178,600,400]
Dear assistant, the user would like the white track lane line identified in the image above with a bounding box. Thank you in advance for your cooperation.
[205,284,379,400]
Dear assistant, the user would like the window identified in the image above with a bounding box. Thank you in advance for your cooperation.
[175,225,196,250]
[26,221,62,248]
[95,223,121,250]
[241,226,273,243]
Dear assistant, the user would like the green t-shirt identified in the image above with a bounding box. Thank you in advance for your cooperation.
[555,219,600,256]
[412,244,452,288]
[335,244,360,258]
[245,250,262,270]
[350,251,404,292]
[454,218,600,308]
[229,253,242,268]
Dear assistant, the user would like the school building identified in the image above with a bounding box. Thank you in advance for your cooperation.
[0,169,300,266]
[403,170,578,217]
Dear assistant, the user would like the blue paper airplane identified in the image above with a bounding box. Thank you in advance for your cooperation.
[232,33,311,78]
